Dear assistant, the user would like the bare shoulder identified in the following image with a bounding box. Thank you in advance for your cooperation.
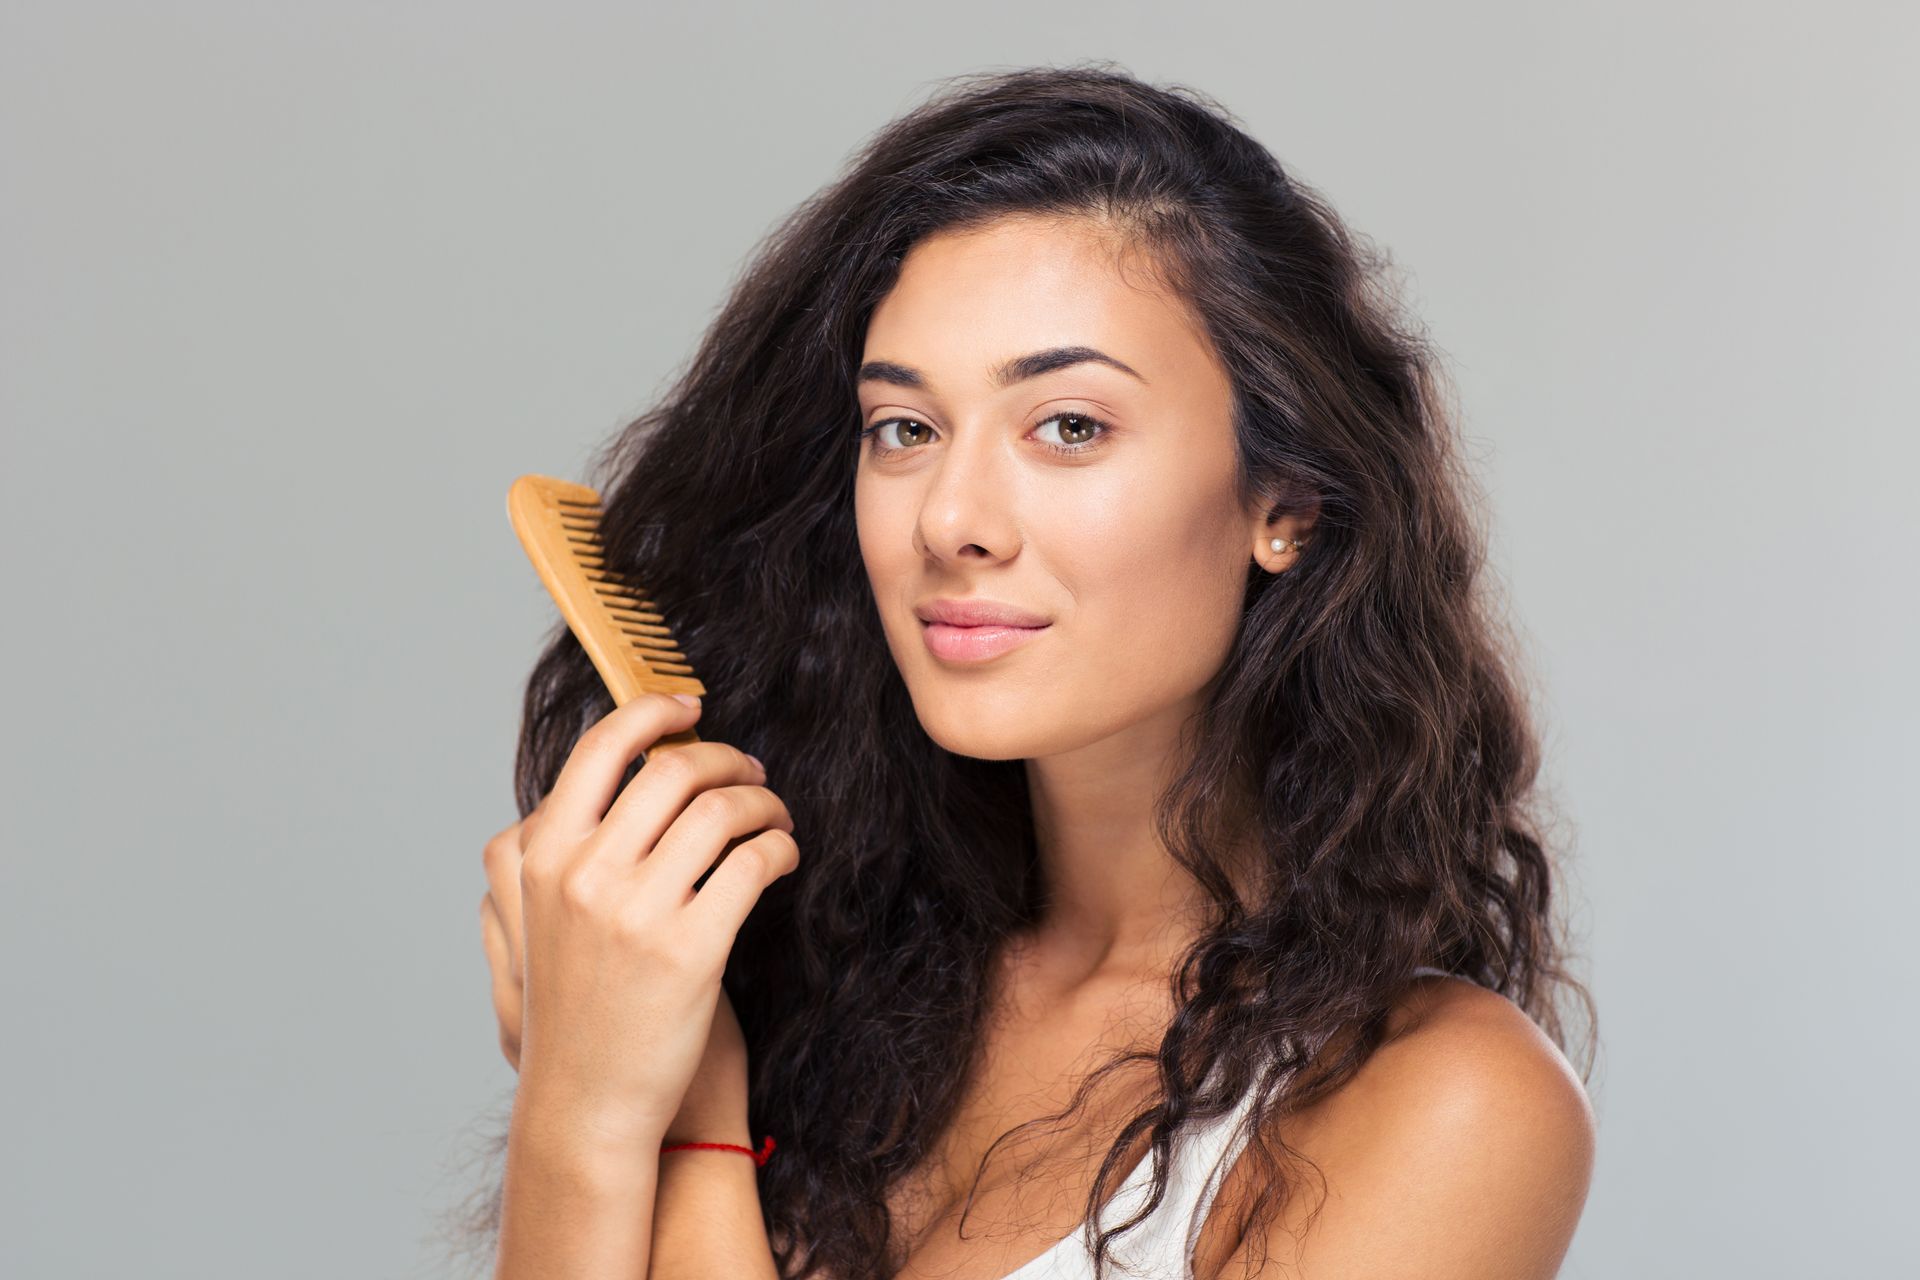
[1193,974,1596,1280]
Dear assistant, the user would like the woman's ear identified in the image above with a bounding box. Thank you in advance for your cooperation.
[1250,493,1320,573]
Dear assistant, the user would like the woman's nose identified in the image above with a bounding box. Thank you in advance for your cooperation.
[913,424,1020,562]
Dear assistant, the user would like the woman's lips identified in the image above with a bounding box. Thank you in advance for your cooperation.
[920,620,1050,663]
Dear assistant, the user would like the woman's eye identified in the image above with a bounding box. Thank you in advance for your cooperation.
[871,419,934,450]
[864,418,936,452]
[1033,412,1107,449]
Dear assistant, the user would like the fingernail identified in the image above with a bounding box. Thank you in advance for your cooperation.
[746,753,765,772]
[671,694,701,707]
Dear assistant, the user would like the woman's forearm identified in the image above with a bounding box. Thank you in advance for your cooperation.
[648,1148,782,1280]
[493,1098,662,1279]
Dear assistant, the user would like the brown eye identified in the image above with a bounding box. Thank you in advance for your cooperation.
[1033,412,1110,453]
[858,417,937,455]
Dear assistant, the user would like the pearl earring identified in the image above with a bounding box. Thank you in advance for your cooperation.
[1270,536,1306,554]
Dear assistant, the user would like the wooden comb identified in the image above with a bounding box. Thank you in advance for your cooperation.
[506,474,706,754]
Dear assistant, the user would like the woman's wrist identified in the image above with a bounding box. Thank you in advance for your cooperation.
[496,1103,664,1279]
[510,1084,671,1186]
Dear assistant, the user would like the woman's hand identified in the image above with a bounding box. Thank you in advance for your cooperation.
[477,693,796,1156]
[480,794,754,1140]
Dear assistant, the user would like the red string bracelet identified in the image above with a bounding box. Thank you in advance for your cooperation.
[659,1134,777,1167]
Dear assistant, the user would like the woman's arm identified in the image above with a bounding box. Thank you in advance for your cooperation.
[494,1096,663,1279]
[649,1146,783,1280]
[476,694,801,1279]
[646,982,783,1279]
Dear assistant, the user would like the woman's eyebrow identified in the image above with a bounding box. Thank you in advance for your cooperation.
[857,345,1147,390]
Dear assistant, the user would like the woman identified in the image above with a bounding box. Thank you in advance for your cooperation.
[470,63,1597,1280]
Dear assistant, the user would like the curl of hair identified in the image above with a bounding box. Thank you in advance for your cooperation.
[450,61,1595,1280]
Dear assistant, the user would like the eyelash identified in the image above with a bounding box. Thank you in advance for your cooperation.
[855,411,1113,460]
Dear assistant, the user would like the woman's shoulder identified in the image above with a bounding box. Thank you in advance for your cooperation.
[1314,972,1595,1193]
[1192,974,1595,1278]
[1372,972,1593,1136]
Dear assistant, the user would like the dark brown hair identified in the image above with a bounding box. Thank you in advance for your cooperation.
[450,61,1594,1280]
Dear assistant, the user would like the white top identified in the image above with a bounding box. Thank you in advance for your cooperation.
[995,966,1460,1279]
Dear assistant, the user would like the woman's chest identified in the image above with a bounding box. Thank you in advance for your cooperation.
[880,981,1175,1279]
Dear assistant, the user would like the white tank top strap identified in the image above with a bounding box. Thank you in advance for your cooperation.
[996,1080,1251,1279]
[1084,1057,1273,1277]
[1170,1065,1275,1272]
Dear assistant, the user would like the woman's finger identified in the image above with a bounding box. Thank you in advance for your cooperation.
[642,782,795,896]
[685,826,801,941]
[595,739,770,862]
[478,892,523,1070]
[535,693,705,851]
[482,818,529,984]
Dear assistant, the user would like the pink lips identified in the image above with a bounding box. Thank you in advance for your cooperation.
[920,619,1050,662]
[912,596,1053,662]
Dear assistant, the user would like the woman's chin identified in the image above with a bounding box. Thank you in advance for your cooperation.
[920,723,1038,763]
[910,698,1056,763]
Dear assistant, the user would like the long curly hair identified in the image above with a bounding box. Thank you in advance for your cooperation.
[449,61,1595,1280]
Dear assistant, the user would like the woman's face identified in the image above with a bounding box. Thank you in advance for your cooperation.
[854,213,1287,762]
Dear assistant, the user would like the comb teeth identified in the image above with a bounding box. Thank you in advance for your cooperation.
[506,475,707,722]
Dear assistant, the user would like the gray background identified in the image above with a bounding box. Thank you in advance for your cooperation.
[4,3,1914,1276]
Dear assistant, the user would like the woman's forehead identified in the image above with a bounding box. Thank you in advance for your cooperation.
[861,217,1213,395]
